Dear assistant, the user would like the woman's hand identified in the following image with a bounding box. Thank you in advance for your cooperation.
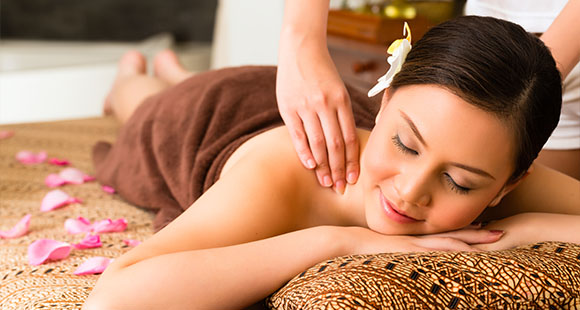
[473,213,580,251]
[277,0,359,193]
[343,225,504,255]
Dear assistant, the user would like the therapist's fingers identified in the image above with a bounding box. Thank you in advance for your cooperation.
[300,111,332,187]
[319,109,346,193]
[282,111,317,170]
[337,103,359,185]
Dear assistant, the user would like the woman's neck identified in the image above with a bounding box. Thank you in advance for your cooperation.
[307,129,371,228]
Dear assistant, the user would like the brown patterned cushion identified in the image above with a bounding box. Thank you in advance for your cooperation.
[269,242,580,309]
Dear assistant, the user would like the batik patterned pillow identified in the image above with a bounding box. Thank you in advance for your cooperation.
[269,242,580,309]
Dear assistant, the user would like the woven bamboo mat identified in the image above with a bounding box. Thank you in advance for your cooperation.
[0,117,155,309]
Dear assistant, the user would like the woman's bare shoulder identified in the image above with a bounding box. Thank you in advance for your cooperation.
[226,126,317,192]
[110,126,368,270]
[221,126,311,182]
[479,163,580,221]
[110,127,313,269]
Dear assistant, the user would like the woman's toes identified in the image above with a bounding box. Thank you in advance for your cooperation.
[118,50,147,77]
[153,49,192,84]
[103,94,113,115]
[103,51,147,116]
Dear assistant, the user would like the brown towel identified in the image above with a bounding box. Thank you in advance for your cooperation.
[93,66,380,231]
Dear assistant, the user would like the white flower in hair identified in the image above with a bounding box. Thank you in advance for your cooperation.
[368,22,412,97]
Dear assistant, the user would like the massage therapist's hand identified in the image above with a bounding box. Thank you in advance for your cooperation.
[342,226,504,255]
[277,32,359,194]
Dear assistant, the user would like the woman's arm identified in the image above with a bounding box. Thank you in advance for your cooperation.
[84,226,346,310]
[84,224,502,310]
[479,163,580,221]
[540,0,580,79]
[473,212,580,251]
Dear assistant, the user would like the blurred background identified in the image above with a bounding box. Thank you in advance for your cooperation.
[0,0,463,124]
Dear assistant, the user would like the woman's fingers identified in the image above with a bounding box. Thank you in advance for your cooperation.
[418,237,480,252]
[425,229,504,245]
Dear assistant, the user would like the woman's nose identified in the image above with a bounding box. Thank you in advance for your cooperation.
[394,168,432,207]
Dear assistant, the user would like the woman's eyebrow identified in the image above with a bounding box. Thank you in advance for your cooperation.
[449,162,496,180]
[398,110,495,180]
[399,110,427,147]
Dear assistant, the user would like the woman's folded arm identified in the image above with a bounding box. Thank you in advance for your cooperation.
[474,212,580,251]
[83,225,348,310]
[83,223,508,310]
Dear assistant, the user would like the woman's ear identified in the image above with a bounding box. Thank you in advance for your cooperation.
[488,165,535,207]
[375,88,392,124]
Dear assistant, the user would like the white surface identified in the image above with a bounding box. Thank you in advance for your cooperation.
[0,34,211,124]
[464,0,580,150]
[211,0,284,69]
[0,63,117,124]
[464,0,567,33]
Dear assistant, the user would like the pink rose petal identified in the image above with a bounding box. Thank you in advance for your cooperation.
[45,173,67,188]
[28,239,72,265]
[45,168,94,188]
[0,130,14,140]
[40,189,82,212]
[73,234,102,249]
[102,185,116,194]
[91,218,128,233]
[48,158,70,166]
[16,150,47,164]
[122,239,141,247]
[65,217,93,234]
[65,217,128,234]
[0,214,31,239]
[74,257,113,275]
[59,167,85,184]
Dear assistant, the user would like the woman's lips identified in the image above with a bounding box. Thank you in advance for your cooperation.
[379,191,419,224]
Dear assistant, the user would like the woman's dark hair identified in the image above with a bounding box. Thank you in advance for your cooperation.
[390,16,562,183]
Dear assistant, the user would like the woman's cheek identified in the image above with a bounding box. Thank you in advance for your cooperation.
[429,202,483,231]
[364,140,400,179]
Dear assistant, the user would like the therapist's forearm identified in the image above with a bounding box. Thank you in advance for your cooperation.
[541,0,580,79]
[280,0,329,48]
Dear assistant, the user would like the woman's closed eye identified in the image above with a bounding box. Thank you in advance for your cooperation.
[392,134,472,195]
[391,134,418,155]
[444,173,471,194]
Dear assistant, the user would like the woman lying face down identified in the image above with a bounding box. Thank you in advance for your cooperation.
[83,16,579,310]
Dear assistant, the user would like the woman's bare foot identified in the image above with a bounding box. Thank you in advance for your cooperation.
[103,51,147,115]
[153,49,194,85]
